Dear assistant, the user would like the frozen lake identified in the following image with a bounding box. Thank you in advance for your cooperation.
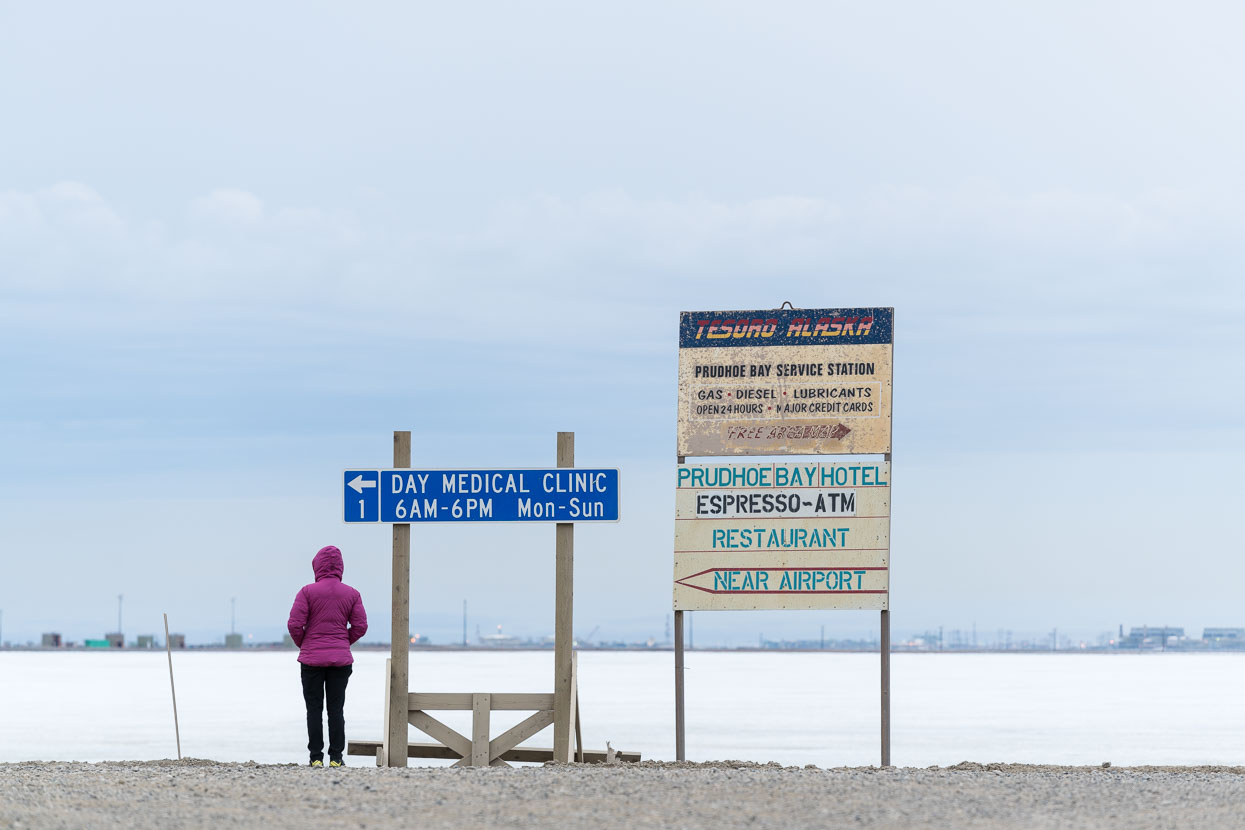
[3,650,1244,767]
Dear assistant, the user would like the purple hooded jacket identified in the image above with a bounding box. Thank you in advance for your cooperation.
[287,546,368,666]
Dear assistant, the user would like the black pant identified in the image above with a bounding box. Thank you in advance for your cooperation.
[301,664,352,761]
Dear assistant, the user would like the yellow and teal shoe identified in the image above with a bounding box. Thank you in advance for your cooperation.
[329,759,344,768]
[310,760,323,767]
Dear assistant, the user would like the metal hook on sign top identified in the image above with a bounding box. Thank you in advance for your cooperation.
[779,301,797,310]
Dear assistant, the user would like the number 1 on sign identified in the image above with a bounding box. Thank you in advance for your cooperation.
[359,500,365,519]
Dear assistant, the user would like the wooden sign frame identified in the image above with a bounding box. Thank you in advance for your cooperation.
[366,431,631,767]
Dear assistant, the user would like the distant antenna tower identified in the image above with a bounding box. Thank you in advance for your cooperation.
[231,597,236,635]
[462,600,467,647]
[665,614,670,643]
[118,594,123,635]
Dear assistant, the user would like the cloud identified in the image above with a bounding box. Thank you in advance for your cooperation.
[0,182,124,236]
[2,180,1242,347]
[189,188,264,226]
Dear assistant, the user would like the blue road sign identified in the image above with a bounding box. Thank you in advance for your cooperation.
[343,468,619,523]
[344,470,380,522]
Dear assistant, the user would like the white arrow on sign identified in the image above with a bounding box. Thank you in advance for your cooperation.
[347,474,378,494]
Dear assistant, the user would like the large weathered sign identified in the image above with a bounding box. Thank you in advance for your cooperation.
[672,461,889,611]
[677,307,893,456]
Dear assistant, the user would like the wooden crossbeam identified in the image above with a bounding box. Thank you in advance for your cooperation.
[408,693,556,711]
[408,710,471,759]
[390,686,582,767]
[489,709,555,761]
[349,740,641,764]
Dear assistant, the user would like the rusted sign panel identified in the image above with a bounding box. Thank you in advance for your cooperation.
[677,308,893,456]
[673,461,889,611]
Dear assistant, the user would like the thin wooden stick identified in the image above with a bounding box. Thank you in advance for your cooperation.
[163,613,182,760]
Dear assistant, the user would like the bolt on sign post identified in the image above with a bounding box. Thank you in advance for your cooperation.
[673,307,895,766]
[343,433,621,767]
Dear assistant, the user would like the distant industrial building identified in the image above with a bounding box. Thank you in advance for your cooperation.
[1116,626,1184,649]
[168,633,186,649]
[136,635,155,648]
[104,632,124,648]
[1203,628,1245,645]
[479,625,521,647]
[41,633,62,648]
[282,633,296,648]
[225,633,243,648]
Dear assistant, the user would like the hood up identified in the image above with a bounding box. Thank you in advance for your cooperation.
[312,545,344,581]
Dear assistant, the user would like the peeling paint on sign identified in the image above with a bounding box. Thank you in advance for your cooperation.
[677,308,894,456]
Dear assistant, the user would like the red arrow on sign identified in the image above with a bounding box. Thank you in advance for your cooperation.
[675,566,887,595]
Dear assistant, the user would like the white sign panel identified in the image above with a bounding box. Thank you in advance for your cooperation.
[673,462,890,611]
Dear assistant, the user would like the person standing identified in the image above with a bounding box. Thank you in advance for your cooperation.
[287,545,368,767]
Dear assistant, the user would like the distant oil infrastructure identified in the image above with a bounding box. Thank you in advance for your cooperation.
[6,621,1245,652]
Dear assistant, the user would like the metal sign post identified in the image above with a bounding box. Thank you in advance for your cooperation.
[674,454,686,761]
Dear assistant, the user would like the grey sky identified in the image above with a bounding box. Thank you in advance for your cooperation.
[1,2,1242,646]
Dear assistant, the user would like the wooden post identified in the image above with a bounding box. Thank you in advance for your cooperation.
[552,431,575,762]
[572,651,584,763]
[379,657,392,767]
[387,430,411,767]
[471,693,492,767]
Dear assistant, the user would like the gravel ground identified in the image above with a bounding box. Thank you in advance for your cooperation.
[3,760,1245,830]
